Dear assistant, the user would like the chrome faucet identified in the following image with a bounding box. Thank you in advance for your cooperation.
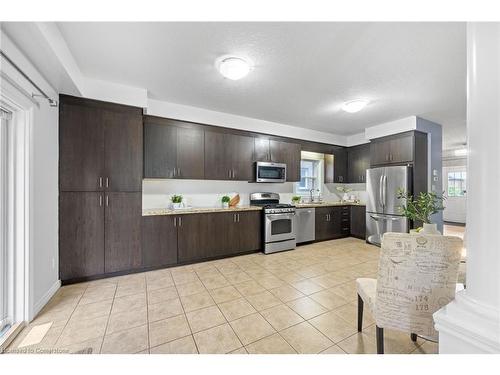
[309,189,315,203]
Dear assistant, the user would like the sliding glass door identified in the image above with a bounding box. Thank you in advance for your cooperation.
[0,108,10,335]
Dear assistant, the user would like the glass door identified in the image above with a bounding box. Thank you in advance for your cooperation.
[0,108,10,335]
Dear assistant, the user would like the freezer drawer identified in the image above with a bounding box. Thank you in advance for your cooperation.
[296,208,315,243]
[366,213,408,246]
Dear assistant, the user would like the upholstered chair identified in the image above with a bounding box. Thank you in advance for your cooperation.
[356,232,463,354]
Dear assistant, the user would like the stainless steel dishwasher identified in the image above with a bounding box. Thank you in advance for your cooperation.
[295,207,315,244]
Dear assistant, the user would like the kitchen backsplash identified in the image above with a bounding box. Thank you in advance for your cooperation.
[143,179,367,209]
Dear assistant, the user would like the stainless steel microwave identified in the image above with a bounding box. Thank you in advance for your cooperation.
[255,162,287,183]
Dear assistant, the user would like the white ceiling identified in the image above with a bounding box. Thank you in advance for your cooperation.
[54,22,465,149]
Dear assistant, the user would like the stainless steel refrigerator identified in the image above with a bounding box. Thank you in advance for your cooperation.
[366,166,411,246]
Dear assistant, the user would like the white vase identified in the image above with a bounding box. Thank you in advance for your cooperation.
[172,202,183,209]
[421,223,441,235]
[222,202,229,208]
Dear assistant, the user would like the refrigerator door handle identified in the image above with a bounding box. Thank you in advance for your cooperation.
[370,214,400,221]
[382,175,387,208]
[379,175,384,209]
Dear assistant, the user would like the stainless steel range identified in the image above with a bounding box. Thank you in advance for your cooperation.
[250,192,296,254]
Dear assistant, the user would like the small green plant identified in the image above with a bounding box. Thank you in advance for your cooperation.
[291,196,302,203]
[396,189,445,224]
[171,194,183,204]
[221,195,231,203]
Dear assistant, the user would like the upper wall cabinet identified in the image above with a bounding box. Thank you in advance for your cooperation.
[59,96,143,192]
[143,118,205,179]
[333,147,347,183]
[347,143,370,183]
[205,131,254,181]
[370,132,416,166]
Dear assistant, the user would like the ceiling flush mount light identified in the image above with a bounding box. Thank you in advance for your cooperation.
[216,56,251,80]
[341,99,370,113]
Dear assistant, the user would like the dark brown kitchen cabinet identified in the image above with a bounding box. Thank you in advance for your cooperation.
[347,143,370,183]
[143,122,177,178]
[254,138,271,162]
[205,131,254,181]
[143,120,204,179]
[59,192,104,281]
[333,147,348,183]
[350,205,366,240]
[104,192,142,273]
[103,110,143,191]
[370,132,415,166]
[177,211,262,263]
[315,206,350,241]
[59,95,143,192]
[141,215,178,268]
[59,103,104,191]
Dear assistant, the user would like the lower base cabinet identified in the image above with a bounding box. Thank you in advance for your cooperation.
[59,191,142,282]
[143,211,262,265]
[315,206,351,242]
[350,205,366,240]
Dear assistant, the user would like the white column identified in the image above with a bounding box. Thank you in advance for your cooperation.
[433,22,500,353]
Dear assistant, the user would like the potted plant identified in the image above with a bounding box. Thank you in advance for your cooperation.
[170,194,183,209]
[396,189,445,234]
[221,195,231,208]
[336,185,353,202]
[291,196,302,205]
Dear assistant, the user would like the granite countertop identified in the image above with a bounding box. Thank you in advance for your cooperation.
[142,205,263,216]
[294,201,366,208]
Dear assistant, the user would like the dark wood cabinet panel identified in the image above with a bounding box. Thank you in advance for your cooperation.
[143,122,177,178]
[177,214,211,262]
[333,147,348,183]
[104,192,142,273]
[59,103,104,191]
[230,134,255,181]
[104,110,143,191]
[370,132,415,166]
[176,127,204,179]
[268,140,301,182]
[233,211,262,253]
[254,138,270,162]
[204,131,230,180]
[142,216,178,268]
[348,143,370,183]
[315,206,349,241]
[59,192,104,281]
[315,207,334,241]
[350,205,366,240]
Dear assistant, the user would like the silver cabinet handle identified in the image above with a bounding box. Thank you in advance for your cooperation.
[99,177,103,188]
[99,195,103,206]
[237,213,240,222]
[178,168,181,177]
[178,216,182,226]
[173,217,176,226]
[173,168,176,177]
[105,195,109,206]
[228,169,231,178]
[233,214,236,222]
[106,177,109,188]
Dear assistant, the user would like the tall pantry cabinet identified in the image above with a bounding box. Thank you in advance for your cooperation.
[59,95,143,283]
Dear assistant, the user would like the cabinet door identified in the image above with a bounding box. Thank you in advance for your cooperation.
[176,127,204,179]
[205,131,231,180]
[59,192,104,281]
[104,109,143,191]
[235,211,262,253]
[254,138,270,161]
[370,140,391,166]
[359,143,371,183]
[333,148,348,183]
[350,205,366,240]
[347,147,359,183]
[177,214,218,262]
[104,192,142,273]
[230,134,255,181]
[143,122,177,178]
[315,207,332,241]
[142,216,178,268]
[283,142,301,182]
[390,134,414,163]
[59,103,104,191]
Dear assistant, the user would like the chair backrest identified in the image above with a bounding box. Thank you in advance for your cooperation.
[375,232,463,338]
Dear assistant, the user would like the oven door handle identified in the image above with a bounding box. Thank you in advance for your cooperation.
[266,214,296,220]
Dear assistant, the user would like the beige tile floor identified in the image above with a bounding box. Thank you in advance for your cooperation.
[6,238,438,354]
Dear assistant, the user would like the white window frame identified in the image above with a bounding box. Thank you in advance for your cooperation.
[294,151,324,196]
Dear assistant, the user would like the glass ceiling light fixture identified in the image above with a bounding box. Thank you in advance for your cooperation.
[341,99,370,113]
[216,56,252,80]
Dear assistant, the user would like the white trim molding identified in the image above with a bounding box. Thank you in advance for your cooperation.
[32,280,60,317]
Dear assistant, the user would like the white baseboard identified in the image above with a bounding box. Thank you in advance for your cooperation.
[32,280,61,320]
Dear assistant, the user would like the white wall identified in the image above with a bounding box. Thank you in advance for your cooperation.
[1,30,60,319]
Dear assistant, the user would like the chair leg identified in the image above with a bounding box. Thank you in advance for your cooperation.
[376,326,384,354]
[410,333,417,342]
[357,294,364,332]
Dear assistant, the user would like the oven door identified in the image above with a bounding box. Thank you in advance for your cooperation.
[256,162,286,182]
[265,213,296,243]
